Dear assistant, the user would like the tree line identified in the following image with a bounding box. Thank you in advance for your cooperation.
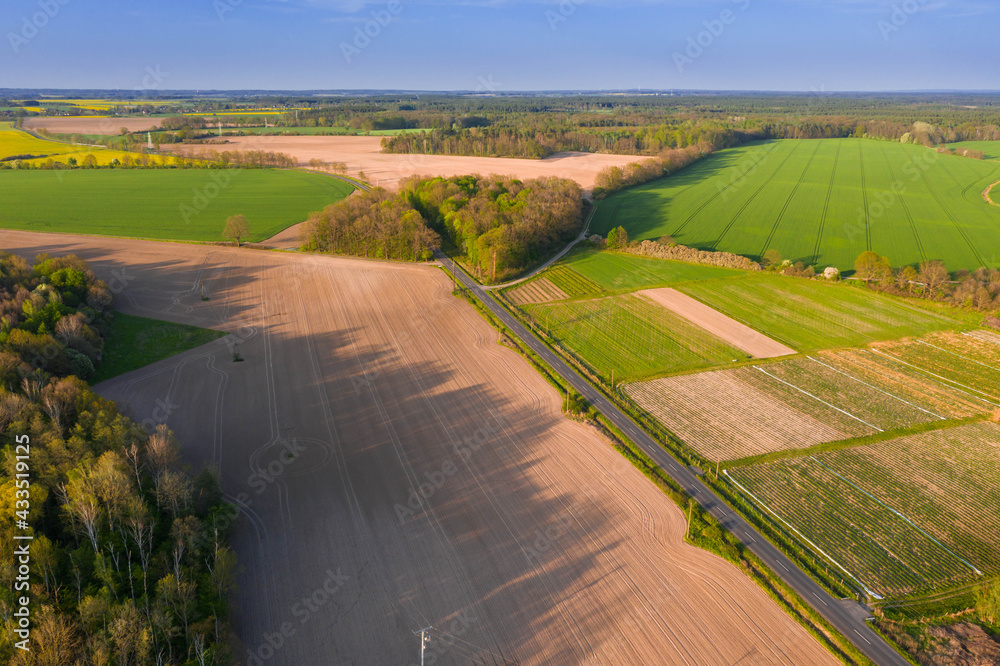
[0,252,235,664]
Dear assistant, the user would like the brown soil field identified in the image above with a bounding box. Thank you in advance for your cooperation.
[162,135,638,191]
[2,231,837,665]
[23,116,163,134]
[638,288,797,359]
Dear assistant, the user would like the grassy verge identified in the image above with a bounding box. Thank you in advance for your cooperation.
[722,415,988,469]
[450,277,875,666]
[93,312,226,383]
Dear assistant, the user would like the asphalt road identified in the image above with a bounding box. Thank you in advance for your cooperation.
[436,250,909,666]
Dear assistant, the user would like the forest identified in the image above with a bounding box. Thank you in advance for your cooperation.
[0,252,234,665]
[305,174,583,281]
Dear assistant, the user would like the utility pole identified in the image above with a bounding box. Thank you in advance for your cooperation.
[413,627,432,666]
[492,249,497,282]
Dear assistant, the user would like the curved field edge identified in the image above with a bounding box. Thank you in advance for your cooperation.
[0,169,355,242]
[93,311,227,383]
[458,281,878,665]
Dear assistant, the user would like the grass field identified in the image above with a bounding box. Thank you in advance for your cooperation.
[592,139,1000,271]
[524,294,748,382]
[677,274,970,351]
[945,141,1000,161]
[727,422,1000,598]
[94,312,227,383]
[558,249,744,292]
[0,169,354,242]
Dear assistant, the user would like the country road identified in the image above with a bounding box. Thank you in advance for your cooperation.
[436,249,910,666]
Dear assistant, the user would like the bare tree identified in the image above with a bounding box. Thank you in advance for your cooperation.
[223,214,250,246]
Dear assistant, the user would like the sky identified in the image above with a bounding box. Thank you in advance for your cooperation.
[0,0,996,92]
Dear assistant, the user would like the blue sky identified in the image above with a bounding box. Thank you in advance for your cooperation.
[1,0,995,91]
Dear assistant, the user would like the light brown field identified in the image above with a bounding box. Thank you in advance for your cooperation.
[163,135,638,191]
[638,288,797,359]
[3,230,836,665]
[23,116,163,134]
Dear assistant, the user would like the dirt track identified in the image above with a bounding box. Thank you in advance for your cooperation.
[2,231,836,665]
[163,135,638,191]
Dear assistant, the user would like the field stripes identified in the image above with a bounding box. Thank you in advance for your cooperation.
[964,329,1000,346]
[545,265,603,299]
[813,141,842,262]
[593,138,1000,270]
[759,140,823,258]
[804,356,946,421]
[808,457,982,577]
[712,141,805,250]
[755,366,884,432]
[870,348,1000,407]
[728,422,1000,597]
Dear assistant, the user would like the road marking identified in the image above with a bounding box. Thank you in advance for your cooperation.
[854,629,871,645]
[812,592,827,606]
[777,561,789,572]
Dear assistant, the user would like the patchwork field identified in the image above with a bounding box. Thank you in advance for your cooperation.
[592,139,1000,271]
[628,330,999,462]
[524,294,749,382]
[24,116,165,134]
[2,230,837,666]
[726,422,1000,598]
[0,123,78,159]
[677,274,969,351]
[0,169,354,242]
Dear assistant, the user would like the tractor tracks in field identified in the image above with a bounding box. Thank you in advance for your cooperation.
[812,142,842,264]
[759,141,822,259]
[917,165,988,268]
[877,145,927,264]
[711,141,804,251]
[859,145,872,252]
[670,143,780,239]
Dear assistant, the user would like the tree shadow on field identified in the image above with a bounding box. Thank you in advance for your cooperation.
[225,317,644,665]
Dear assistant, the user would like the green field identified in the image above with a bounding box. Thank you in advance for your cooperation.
[592,139,1000,271]
[94,312,227,383]
[677,274,970,351]
[556,249,744,292]
[945,140,1000,161]
[0,169,354,242]
[727,422,1000,599]
[524,293,749,382]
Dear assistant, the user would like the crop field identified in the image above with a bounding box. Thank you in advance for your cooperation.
[0,169,354,242]
[0,125,78,159]
[505,277,569,305]
[626,369,860,461]
[677,273,969,350]
[870,332,1000,405]
[592,139,1000,271]
[524,294,748,382]
[727,422,1000,598]
[627,337,999,462]
[556,248,744,292]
